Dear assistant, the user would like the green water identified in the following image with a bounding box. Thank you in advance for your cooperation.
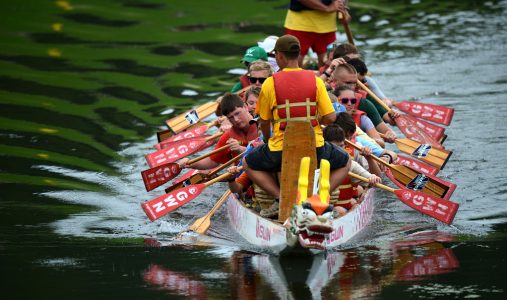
[1,0,506,299]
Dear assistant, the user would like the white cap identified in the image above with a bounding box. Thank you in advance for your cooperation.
[257,35,278,53]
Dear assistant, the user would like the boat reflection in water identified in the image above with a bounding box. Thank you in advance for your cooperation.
[142,231,459,299]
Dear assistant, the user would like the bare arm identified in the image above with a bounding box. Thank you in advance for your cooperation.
[187,157,220,170]
[365,127,385,148]
[260,118,271,142]
[320,111,337,125]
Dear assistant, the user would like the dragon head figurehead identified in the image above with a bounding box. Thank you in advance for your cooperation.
[286,157,334,249]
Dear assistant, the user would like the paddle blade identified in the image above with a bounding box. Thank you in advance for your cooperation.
[393,138,452,170]
[189,215,211,234]
[141,184,206,221]
[155,134,206,151]
[141,163,182,192]
[157,124,209,148]
[402,114,446,142]
[156,129,174,143]
[172,169,200,185]
[165,101,218,134]
[189,190,231,234]
[165,172,206,193]
[386,167,457,200]
[395,115,444,149]
[394,189,459,225]
[395,155,439,176]
[394,101,454,126]
[146,137,210,168]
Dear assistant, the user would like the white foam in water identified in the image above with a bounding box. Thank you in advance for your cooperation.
[227,68,246,75]
[160,108,174,115]
[359,15,372,22]
[181,89,198,96]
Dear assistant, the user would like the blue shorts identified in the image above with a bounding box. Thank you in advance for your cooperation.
[245,142,349,172]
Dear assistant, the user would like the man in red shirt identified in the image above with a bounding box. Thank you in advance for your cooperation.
[178,93,259,169]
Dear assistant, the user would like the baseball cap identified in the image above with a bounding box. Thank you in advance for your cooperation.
[274,34,300,52]
[241,46,268,63]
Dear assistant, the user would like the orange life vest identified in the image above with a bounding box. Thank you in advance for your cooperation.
[273,70,318,130]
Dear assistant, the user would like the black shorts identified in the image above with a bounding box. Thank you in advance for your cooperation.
[245,142,349,172]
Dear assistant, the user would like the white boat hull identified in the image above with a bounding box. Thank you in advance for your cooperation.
[226,188,375,254]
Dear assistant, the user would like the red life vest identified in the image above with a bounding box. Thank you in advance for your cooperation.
[239,74,251,88]
[355,90,367,102]
[337,135,358,208]
[351,109,366,127]
[273,70,319,130]
[227,122,259,147]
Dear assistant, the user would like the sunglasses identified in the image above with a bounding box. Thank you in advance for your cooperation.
[340,98,357,105]
[248,77,267,84]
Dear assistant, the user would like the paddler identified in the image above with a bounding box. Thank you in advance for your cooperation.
[178,93,259,170]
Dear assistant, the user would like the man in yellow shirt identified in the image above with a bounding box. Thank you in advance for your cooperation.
[284,0,349,67]
[243,35,351,218]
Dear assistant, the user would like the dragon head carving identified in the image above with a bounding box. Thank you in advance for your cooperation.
[286,157,334,249]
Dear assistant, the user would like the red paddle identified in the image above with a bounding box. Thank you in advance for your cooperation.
[145,132,222,168]
[393,101,454,126]
[154,118,222,150]
[402,114,446,142]
[349,173,458,225]
[357,80,444,150]
[141,145,229,191]
[142,169,239,222]
[395,154,439,176]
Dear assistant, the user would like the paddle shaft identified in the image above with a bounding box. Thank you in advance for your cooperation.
[357,80,391,112]
[345,139,392,169]
[189,190,232,234]
[202,166,243,187]
[164,151,244,193]
[348,172,394,192]
[338,12,354,45]
[187,144,229,165]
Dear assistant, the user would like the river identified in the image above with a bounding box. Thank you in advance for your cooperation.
[0,0,506,299]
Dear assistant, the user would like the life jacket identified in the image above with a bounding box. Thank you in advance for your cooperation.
[239,74,251,89]
[355,90,367,101]
[273,70,318,130]
[227,122,258,147]
[350,109,366,127]
[330,136,358,209]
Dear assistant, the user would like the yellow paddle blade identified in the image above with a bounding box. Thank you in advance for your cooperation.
[297,157,310,205]
[318,159,330,204]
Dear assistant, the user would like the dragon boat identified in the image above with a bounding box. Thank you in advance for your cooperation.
[226,121,375,254]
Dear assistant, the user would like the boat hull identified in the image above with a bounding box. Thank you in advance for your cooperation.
[226,188,376,254]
